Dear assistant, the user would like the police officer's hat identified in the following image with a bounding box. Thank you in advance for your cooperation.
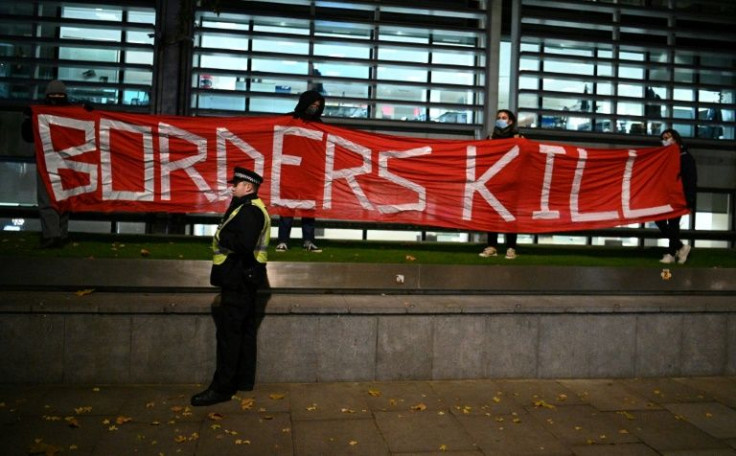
[227,166,263,185]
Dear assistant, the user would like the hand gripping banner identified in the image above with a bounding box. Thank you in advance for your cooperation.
[31,106,688,233]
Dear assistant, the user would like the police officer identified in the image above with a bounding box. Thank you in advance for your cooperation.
[191,166,270,407]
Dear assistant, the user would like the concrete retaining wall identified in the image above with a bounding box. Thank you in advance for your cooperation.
[1,291,734,384]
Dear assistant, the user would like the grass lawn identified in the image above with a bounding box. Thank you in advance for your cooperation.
[1,231,734,268]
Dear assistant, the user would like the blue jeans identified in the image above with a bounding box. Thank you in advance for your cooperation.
[277,217,315,244]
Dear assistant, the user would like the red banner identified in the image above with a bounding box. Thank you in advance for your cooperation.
[32,106,687,233]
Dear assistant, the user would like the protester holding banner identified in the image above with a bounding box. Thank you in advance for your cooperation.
[191,166,270,407]
[275,89,325,253]
[656,129,697,264]
[21,80,71,249]
[479,109,524,260]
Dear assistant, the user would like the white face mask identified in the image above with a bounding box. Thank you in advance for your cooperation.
[662,138,674,146]
[495,119,508,129]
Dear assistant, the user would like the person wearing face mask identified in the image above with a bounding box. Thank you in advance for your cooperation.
[21,80,72,249]
[655,128,697,264]
[479,109,524,260]
[275,90,325,253]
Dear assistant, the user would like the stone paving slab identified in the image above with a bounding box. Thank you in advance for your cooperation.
[607,409,730,453]
[374,410,478,453]
[456,411,573,455]
[622,378,717,404]
[674,378,736,408]
[559,379,662,411]
[426,379,519,416]
[526,404,641,446]
[659,450,736,455]
[663,402,736,440]
[293,418,389,456]
[496,379,589,408]
[570,443,662,455]
[1,377,735,456]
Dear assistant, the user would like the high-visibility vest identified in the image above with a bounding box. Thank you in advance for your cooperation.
[212,198,270,266]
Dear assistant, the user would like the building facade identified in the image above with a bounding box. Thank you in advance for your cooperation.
[0,0,733,246]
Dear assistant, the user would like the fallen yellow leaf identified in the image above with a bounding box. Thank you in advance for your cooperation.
[241,398,255,410]
[410,403,427,412]
[65,416,80,428]
[617,411,636,420]
[207,412,223,420]
[74,289,95,297]
[349,440,358,446]
[341,408,356,414]
[439,444,448,451]
[115,416,133,425]
[368,389,382,397]
[533,400,556,409]
[269,393,286,400]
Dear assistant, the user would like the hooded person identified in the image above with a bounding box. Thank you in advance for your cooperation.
[290,89,325,122]
[21,80,71,248]
[275,90,326,253]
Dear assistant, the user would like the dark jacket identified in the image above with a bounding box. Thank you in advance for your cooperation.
[210,193,266,289]
[490,124,522,139]
[679,146,698,209]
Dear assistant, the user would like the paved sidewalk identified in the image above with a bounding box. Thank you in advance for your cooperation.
[2,377,735,456]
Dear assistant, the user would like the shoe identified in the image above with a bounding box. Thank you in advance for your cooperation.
[303,241,322,253]
[40,237,64,249]
[190,389,233,407]
[479,246,498,257]
[676,244,691,264]
[505,248,517,260]
[275,242,288,252]
[659,253,676,264]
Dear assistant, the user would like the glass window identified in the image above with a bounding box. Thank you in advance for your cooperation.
[253,37,309,55]
[200,34,249,52]
[376,84,426,102]
[518,93,538,110]
[619,66,644,79]
[519,76,539,90]
[252,58,308,75]
[376,66,427,83]
[314,42,371,60]
[379,46,427,64]
[545,59,594,76]
[674,88,694,101]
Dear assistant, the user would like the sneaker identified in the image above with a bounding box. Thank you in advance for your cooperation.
[275,242,288,252]
[659,253,676,264]
[303,241,322,253]
[479,246,498,257]
[676,244,691,264]
[505,248,517,260]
